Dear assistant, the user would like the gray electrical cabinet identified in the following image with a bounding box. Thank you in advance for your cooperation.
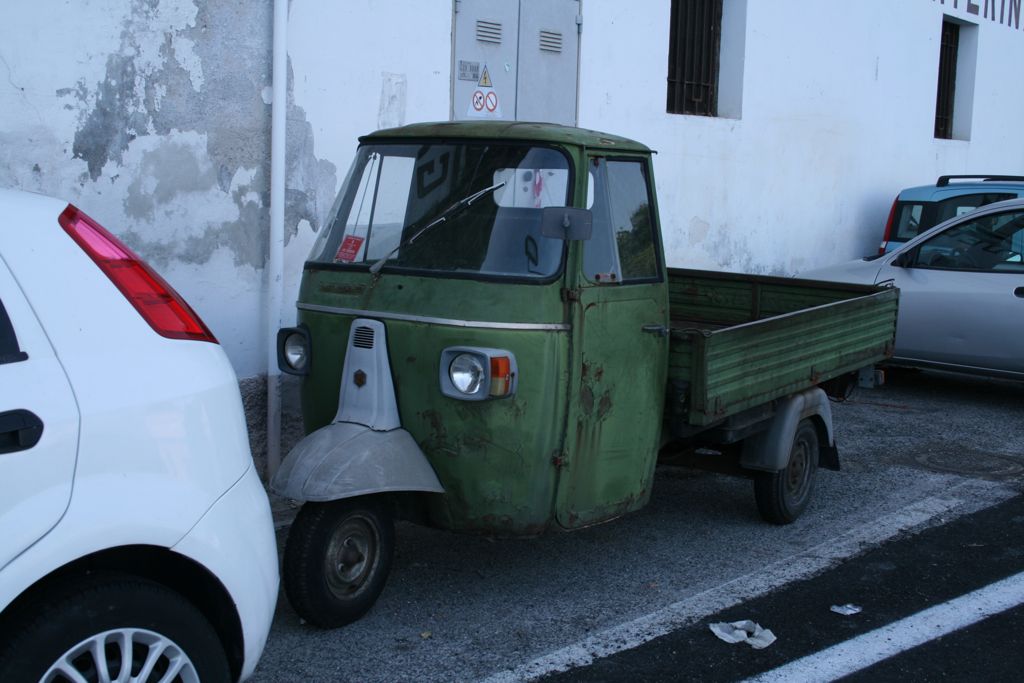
[452,0,581,125]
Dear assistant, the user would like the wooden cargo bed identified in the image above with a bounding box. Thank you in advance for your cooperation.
[667,268,899,427]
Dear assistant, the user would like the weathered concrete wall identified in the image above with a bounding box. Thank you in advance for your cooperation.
[1,0,336,380]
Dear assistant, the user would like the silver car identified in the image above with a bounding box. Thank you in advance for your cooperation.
[801,197,1024,380]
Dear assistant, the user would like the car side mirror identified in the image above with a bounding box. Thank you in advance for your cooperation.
[541,207,593,241]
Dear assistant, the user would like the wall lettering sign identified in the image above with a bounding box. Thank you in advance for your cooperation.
[934,0,1024,31]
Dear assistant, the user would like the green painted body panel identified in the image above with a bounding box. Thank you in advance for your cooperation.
[666,268,899,426]
[297,268,569,535]
[555,281,668,528]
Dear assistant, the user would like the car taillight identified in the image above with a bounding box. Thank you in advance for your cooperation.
[57,204,217,343]
[878,196,898,255]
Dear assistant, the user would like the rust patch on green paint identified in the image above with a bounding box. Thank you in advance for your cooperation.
[580,385,595,415]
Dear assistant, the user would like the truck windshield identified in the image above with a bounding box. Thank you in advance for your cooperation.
[309,143,572,280]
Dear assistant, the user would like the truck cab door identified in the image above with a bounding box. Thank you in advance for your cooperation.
[0,258,80,569]
[555,156,669,528]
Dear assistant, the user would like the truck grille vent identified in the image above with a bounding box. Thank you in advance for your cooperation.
[539,30,563,53]
[476,20,502,44]
[353,326,375,349]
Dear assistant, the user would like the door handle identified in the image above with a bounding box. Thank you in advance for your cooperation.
[0,409,44,454]
[641,324,669,337]
[1014,287,1024,299]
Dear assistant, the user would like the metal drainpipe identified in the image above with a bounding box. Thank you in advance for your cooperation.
[266,0,287,478]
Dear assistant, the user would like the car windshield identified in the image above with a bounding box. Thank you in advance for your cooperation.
[894,193,1016,241]
[309,142,572,280]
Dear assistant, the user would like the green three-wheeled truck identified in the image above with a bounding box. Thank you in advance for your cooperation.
[271,121,898,627]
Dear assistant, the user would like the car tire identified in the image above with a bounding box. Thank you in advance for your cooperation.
[0,574,230,683]
[283,496,395,628]
[754,419,819,525]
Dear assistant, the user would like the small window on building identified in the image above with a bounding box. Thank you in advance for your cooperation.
[667,0,723,117]
[933,17,978,141]
[934,20,959,139]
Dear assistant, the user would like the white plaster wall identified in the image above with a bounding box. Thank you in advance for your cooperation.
[578,0,1024,274]
[283,0,453,325]
[1,0,274,378]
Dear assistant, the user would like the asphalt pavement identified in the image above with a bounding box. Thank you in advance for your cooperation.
[252,369,1023,682]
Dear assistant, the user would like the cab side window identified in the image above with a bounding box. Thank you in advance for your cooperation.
[584,158,661,284]
[0,298,28,365]
[914,210,1024,272]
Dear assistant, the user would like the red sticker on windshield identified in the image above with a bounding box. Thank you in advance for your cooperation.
[334,235,365,263]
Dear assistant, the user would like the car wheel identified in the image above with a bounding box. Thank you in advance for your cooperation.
[283,496,395,628]
[0,575,230,683]
[754,419,819,525]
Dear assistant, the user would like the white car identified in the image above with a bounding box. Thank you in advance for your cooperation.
[0,189,278,682]
[801,197,1024,380]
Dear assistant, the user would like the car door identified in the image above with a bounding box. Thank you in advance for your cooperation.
[876,207,1024,376]
[0,256,80,569]
[555,156,669,528]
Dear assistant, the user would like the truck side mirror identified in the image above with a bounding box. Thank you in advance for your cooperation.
[541,207,593,241]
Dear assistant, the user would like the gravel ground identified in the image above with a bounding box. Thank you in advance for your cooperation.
[252,369,1023,683]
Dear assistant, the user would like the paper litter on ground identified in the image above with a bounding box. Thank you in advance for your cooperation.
[830,603,863,616]
[708,620,777,649]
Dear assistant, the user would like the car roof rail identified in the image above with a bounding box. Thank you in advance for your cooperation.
[936,175,1024,187]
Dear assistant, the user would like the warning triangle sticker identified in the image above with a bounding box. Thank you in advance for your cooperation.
[478,66,492,88]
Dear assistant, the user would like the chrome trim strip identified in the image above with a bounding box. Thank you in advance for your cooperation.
[297,303,570,331]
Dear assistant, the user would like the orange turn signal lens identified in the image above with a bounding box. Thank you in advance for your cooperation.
[489,356,512,396]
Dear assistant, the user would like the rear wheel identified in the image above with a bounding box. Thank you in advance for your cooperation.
[283,496,395,628]
[0,575,229,683]
[754,419,819,525]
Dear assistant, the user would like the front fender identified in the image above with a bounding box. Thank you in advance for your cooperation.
[270,422,444,502]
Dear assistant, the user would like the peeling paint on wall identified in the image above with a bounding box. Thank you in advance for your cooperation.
[2,0,341,377]
[47,0,336,268]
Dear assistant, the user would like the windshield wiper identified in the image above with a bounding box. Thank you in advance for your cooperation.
[368,181,506,275]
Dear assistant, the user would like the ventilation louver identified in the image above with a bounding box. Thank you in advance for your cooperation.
[539,30,563,53]
[476,19,502,44]
[353,326,375,349]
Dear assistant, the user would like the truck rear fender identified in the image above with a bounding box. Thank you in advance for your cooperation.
[740,387,839,473]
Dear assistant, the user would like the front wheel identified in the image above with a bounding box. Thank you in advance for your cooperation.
[754,419,820,525]
[283,496,395,628]
[0,575,230,683]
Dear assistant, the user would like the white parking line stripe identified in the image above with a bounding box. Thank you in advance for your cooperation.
[743,570,1024,683]
[479,483,1016,683]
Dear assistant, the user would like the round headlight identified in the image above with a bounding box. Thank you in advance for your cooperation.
[283,332,308,371]
[449,353,485,394]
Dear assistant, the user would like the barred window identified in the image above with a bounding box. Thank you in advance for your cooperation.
[666,0,723,117]
[934,20,960,139]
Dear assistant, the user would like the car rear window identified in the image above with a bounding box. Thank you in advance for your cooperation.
[894,192,1015,241]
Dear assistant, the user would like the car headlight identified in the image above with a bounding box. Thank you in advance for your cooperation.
[449,353,485,394]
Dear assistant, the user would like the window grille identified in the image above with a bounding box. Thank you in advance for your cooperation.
[667,0,723,117]
[934,20,959,139]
